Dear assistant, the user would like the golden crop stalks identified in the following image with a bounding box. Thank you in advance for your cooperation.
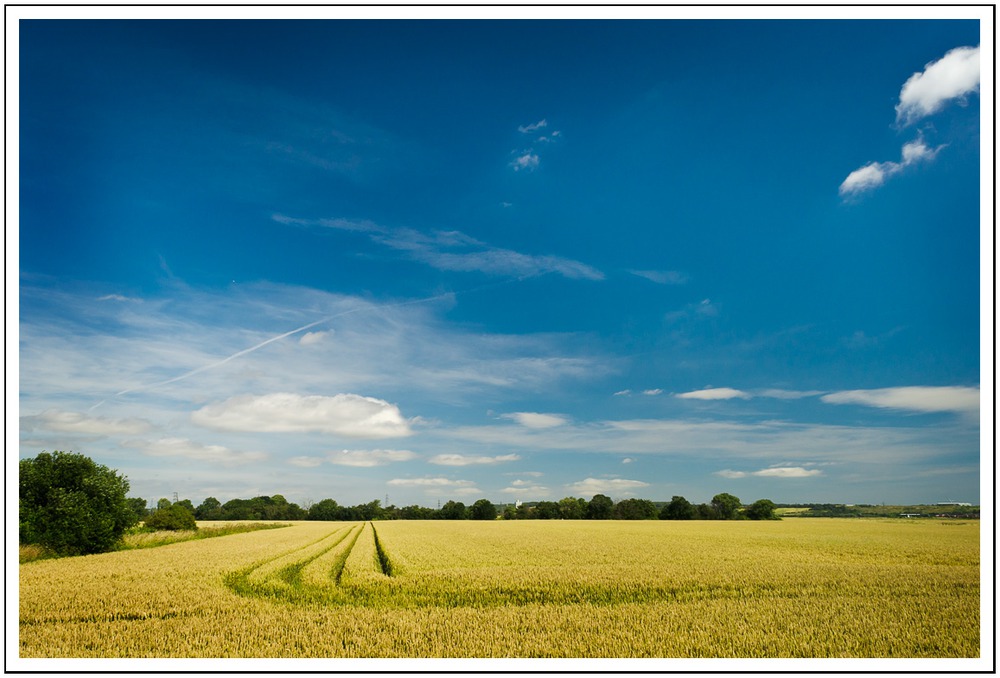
[19,519,980,658]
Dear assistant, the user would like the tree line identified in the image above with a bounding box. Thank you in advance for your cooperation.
[171,491,777,522]
[20,451,778,557]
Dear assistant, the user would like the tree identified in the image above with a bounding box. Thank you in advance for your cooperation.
[470,499,497,520]
[195,497,223,520]
[745,499,778,520]
[711,493,743,520]
[558,497,586,519]
[175,498,196,514]
[126,497,149,522]
[614,498,658,520]
[145,502,198,531]
[533,501,561,519]
[440,500,467,520]
[19,451,138,555]
[308,498,342,521]
[586,494,614,520]
[660,495,696,520]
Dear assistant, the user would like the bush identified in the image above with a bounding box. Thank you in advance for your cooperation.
[19,451,138,555]
[144,503,198,531]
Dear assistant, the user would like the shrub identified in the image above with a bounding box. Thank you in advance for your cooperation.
[145,503,198,531]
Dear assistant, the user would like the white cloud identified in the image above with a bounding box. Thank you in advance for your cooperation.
[613,389,632,397]
[97,294,142,303]
[896,45,980,126]
[500,481,549,496]
[715,466,821,479]
[191,392,413,438]
[753,466,822,478]
[565,477,650,497]
[124,437,267,466]
[20,409,154,436]
[821,386,979,415]
[428,453,520,466]
[621,457,635,464]
[642,389,663,396]
[510,151,540,171]
[387,477,476,488]
[757,389,825,400]
[518,119,547,133]
[839,136,944,198]
[288,456,324,468]
[275,215,603,281]
[328,449,417,467]
[629,269,689,285]
[677,387,750,401]
[299,330,329,346]
[503,412,567,429]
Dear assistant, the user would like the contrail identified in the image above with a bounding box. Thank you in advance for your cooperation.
[95,285,496,407]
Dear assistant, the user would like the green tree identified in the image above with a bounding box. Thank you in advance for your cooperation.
[145,502,198,531]
[613,498,658,520]
[711,493,743,520]
[126,497,149,522]
[558,497,586,519]
[533,501,561,519]
[660,495,696,520]
[308,498,342,521]
[19,451,138,555]
[440,500,468,520]
[175,498,196,514]
[586,494,614,519]
[470,499,497,520]
[195,496,223,520]
[745,498,778,520]
[157,497,172,510]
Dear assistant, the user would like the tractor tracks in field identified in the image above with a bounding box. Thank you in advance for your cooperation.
[223,522,391,607]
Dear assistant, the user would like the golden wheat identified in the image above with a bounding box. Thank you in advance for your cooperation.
[18,519,979,658]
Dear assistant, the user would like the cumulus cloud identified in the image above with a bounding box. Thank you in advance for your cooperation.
[191,392,413,438]
[565,477,650,497]
[429,453,520,466]
[20,409,154,436]
[503,412,567,429]
[677,387,750,401]
[299,330,330,346]
[510,151,540,171]
[328,449,417,467]
[840,43,977,198]
[124,437,267,466]
[839,136,944,197]
[387,477,481,496]
[821,386,979,414]
[896,45,980,126]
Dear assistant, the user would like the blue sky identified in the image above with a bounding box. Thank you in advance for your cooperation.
[12,14,989,508]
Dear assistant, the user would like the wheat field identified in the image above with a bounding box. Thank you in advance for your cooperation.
[18,518,979,658]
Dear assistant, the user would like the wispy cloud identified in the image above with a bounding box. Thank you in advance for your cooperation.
[500,479,550,496]
[503,412,568,429]
[629,269,689,285]
[191,393,413,438]
[896,45,980,126]
[429,453,520,466]
[821,386,979,415]
[273,214,603,281]
[565,477,650,498]
[677,387,750,401]
[123,437,267,466]
[20,409,154,436]
[518,119,547,134]
[328,449,417,467]
[715,466,821,479]
[386,477,482,497]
